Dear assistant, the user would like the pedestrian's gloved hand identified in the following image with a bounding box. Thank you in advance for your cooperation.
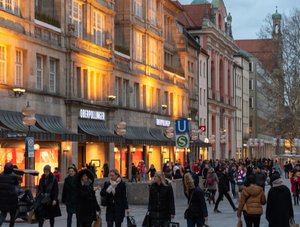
[52,200,57,206]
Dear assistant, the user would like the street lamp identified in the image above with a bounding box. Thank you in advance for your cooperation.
[22,101,36,189]
[115,120,126,177]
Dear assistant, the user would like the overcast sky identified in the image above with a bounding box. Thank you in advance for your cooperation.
[178,0,298,40]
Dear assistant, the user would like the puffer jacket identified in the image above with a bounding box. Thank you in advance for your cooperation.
[237,184,266,217]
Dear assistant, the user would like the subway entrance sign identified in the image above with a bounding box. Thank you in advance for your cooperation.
[176,133,190,148]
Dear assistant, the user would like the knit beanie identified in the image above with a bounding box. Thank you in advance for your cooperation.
[43,165,51,172]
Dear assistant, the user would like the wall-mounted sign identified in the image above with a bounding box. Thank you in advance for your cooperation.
[79,109,105,120]
[156,119,171,127]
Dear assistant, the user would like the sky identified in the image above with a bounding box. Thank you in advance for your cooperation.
[178,0,299,40]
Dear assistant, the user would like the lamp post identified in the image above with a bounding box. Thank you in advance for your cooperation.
[116,120,126,177]
[22,101,36,189]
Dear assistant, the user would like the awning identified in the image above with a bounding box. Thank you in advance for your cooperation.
[125,126,160,145]
[149,128,174,145]
[78,119,118,142]
[36,114,80,141]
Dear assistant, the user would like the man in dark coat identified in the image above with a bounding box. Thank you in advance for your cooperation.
[214,167,237,213]
[35,165,61,227]
[148,172,175,226]
[0,162,19,227]
[266,172,294,227]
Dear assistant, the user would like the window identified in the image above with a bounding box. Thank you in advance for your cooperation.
[149,38,157,67]
[69,0,82,38]
[36,55,43,90]
[93,11,105,46]
[0,0,19,15]
[249,79,253,90]
[249,62,253,72]
[15,49,23,86]
[203,89,206,106]
[149,0,156,25]
[142,84,146,110]
[134,31,143,62]
[134,0,142,18]
[76,67,83,98]
[249,97,253,108]
[115,77,122,105]
[156,88,160,112]
[133,83,139,108]
[170,93,173,115]
[0,45,6,84]
[122,79,129,107]
[150,87,155,110]
[49,59,57,92]
[163,91,168,114]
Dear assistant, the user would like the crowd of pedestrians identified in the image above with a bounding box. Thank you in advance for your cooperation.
[0,157,299,226]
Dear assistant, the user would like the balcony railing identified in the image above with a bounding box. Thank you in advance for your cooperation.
[164,65,184,77]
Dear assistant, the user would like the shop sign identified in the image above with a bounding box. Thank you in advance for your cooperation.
[156,119,171,127]
[26,137,34,158]
[176,133,190,148]
[79,109,105,120]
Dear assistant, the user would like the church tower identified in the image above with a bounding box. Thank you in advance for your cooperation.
[272,7,282,39]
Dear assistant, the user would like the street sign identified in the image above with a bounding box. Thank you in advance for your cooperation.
[199,125,206,132]
[176,134,190,148]
[26,137,34,158]
[175,119,189,134]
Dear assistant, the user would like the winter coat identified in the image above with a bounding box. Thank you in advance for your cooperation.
[36,173,62,219]
[266,179,294,227]
[237,184,266,217]
[148,181,175,221]
[205,172,218,190]
[62,175,78,214]
[147,168,156,178]
[217,171,230,193]
[100,180,128,223]
[0,172,19,211]
[77,182,100,224]
[186,187,208,220]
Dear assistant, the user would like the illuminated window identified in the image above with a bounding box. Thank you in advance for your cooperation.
[49,59,56,93]
[0,45,6,84]
[0,0,20,15]
[149,38,157,67]
[149,0,157,25]
[134,31,143,62]
[15,49,23,86]
[93,11,105,46]
[69,0,82,38]
[134,0,142,18]
[36,55,43,90]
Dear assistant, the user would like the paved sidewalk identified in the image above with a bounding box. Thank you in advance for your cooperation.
[6,178,300,227]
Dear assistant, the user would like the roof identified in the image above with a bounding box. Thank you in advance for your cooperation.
[235,39,280,73]
[178,4,211,28]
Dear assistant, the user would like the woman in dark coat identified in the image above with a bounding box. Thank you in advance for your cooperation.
[184,172,208,227]
[36,165,61,227]
[148,172,175,226]
[100,169,128,227]
[77,168,100,227]
[62,166,79,227]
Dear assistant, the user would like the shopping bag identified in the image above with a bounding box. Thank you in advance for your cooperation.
[92,215,102,227]
[169,222,180,227]
[127,216,137,227]
[236,217,243,227]
[142,213,150,227]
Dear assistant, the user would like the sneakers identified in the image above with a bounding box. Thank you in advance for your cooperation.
[214,209,221,213]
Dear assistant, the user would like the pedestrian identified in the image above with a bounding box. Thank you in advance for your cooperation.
[214,167,237,213]
[237,175,266,227]
[131,163,138,182]
[53,167,61,182]
[266,172,294,227]
[148,172,175,227]
[77,168,100,227]
[62,166,79,227]
[184,172,208,227]
[138,160,147,182]
[35,165,61,227]
[163,161,172,180]
[100,169,128,227]
[253,167,266,191]
[147,164,157,180]
[0,162,19,227]
[290,170,299,205]
[205,168,218,204]
[102,163,109,178]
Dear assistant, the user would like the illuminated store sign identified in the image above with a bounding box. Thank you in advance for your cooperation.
[79,109,105,120]
[156,119,171,127]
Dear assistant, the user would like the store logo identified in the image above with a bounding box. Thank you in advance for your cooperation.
[79,109,105,120]
[156,119,171,127]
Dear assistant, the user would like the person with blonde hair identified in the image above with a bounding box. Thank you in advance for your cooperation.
[100,169,128,227]
[184,172,208,227]
[148,172,175,226]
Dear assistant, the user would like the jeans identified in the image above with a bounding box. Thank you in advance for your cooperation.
[231,181,236,198]
[214,191,236,211]
[243,212,260,227]
[187,217,205,227]
[107,221,122,227]
[67,211,79,227]
[0,210,16,227]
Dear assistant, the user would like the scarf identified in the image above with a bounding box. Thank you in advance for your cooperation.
[272,178,283,187]
[106,177,121,195]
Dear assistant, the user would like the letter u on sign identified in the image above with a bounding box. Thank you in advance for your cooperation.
[175,119,189,134]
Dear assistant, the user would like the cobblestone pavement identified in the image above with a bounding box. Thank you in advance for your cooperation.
[6,178,300,227]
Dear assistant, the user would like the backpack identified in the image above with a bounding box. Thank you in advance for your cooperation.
[206,175,215,186]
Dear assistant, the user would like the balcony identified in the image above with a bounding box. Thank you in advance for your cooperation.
[34,24,61,47]
[164,65,184,78]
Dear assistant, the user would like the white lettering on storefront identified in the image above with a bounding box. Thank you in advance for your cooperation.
[79,109,105,120]
[156,119,171,127]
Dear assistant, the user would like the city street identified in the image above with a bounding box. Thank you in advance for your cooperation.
[7,177,300,227]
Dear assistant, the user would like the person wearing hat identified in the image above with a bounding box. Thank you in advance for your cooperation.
[62,166,79,227]
[266,172,294,227]
[0,162,19,227]
[35,165,61,227]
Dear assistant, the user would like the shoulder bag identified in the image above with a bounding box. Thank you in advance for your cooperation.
[184,190,194,219]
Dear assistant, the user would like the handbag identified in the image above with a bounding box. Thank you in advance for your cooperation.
[40,193,51,205]
[100,195,107,206]
[290,217,299,227]
[236,217,243,227]
[142,212,151,227]
[92,215,102,227]
[184,190,195,219]
[127,216,137,227]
